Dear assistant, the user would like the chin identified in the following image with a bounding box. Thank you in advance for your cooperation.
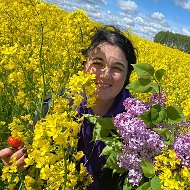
[96,93,114,102]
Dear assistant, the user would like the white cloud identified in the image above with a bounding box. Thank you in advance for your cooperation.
[44,0,189,41]
[45,0,75,11]
[107,10,111,14]
[117,0,138,12]
[123,17,134,24]
[151,12,165,20]
[75,0,107,4]
[82,4,92,10]
[173,0,190,10]
[135,17,144,23]
[180,27,190,35]
[89,12,101,18]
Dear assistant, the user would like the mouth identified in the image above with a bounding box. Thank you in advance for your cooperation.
[96,83,112,89]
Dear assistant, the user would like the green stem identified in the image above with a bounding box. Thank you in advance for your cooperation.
[29,0,46,117]
[0,89,3,121]
[39,22,46,117]
[153,76,162,104]
[34,168,39,190]
[18,181,24,190]
[63,151,68,190]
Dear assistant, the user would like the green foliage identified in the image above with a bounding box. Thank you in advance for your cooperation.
[139,104,166,127]
[123,177,133,190]
[84,114,125,174]
[166,106,185,122]
[84,114,115,141]
[154,31,190,54]
[126,63,164,93]
[141,159,155,178]
[155,69,166,82]
[136,176,161,190]
[137,182,151,190]
[132,64,154,79]
[128,63,186,146]
[150,176,161,190]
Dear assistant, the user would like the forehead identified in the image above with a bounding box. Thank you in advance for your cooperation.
[87,42,127,61]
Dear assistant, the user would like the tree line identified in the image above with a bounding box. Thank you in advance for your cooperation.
[154,31,190,54]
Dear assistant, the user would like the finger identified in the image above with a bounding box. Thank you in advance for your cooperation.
[10,148,27,161]
[17,154,26,167]
[0,148,15,166]
[0,148,14,159]
[17,154,28,172]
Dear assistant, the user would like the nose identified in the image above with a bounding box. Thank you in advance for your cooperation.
[100,67,112,79]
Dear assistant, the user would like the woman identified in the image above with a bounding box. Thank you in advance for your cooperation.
[0,26,137,190]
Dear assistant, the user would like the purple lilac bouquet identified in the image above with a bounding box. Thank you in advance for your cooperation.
[86,64,190,190]
[114,97,165,186]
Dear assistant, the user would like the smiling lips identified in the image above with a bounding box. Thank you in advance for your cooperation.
[96,83,112,89]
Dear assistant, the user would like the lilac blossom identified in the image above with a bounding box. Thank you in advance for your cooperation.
[178,121,190,128]
[113,97,164,186]
[174,133,190,167]
[149,91,167,107]
[123,97,148,116]
[128,169,142,186]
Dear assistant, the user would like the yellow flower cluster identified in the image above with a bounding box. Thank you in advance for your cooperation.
[3,95,94,189]
[154,149,190,190]
[66,70,97,108]
[0,0,97,125]
[1,0,97,189]
[1,157,19,190]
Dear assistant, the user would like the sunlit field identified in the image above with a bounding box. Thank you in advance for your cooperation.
[0,0,190,189]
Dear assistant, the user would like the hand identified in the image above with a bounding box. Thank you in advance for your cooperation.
[0,147,27,172]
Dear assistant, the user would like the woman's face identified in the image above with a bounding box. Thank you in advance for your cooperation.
[85,42,128,102]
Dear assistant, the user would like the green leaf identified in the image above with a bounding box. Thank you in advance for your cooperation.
[93,117,115,140]
[149,83,160,93]
[139,110,153,127]
[84,115,115,141]
[141,159,155,178]
[123,176,132,190]
[100,137,122,156]
[83,114,98,124]
[150,104,166,125]
[136,182,151,190]
[139,105,166,127]
[132,63,154,79]
[126,78,152,93]
[97,117,115,130]
[152,127,169,139]
[103,151,125,173]
[166,106,185,122]
[154,124,175,144]
[155,69,166,82]
[101,145,113,156]
[150,176,161,190]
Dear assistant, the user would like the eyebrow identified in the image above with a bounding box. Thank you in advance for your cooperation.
[91,57,103,61]
[91,57,126,69]
[114,62,125,69]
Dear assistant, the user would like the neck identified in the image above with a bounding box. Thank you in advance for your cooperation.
[91,98,115,116]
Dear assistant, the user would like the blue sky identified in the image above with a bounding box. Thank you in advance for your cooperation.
[44,0,190,41]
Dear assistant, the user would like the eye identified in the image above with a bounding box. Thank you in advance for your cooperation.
[112,66,123,72]
[92,62,103,66]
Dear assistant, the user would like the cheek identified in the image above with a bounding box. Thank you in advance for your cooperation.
[85,66,98,75]
[113,73,126,83]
